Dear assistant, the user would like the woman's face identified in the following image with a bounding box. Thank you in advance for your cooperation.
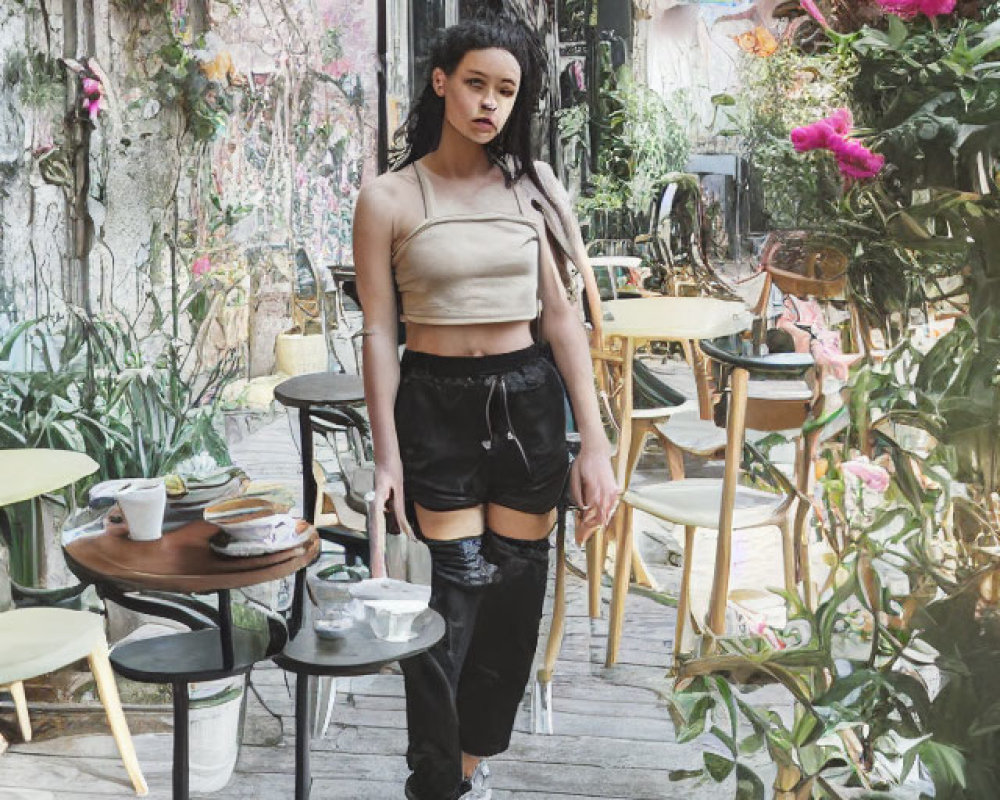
[433,48,521,145]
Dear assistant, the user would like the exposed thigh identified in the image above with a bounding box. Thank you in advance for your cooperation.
[486,504,555,540]
[414,504,486,541]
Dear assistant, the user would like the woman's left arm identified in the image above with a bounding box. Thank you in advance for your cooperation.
[538,235,619,536]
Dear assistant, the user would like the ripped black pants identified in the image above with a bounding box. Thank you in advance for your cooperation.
[401,532,550,800]
[394,345,569,800]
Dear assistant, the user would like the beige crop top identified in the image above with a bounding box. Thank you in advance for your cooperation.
[390,161,541,325]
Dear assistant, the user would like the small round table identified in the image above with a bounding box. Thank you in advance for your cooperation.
[273,373,366,525]
[274,603,445,800]
[64,519,320,800]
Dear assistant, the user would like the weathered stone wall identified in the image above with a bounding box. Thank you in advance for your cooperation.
[0,0,377,370]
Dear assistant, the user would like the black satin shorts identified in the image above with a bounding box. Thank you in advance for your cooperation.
[395,344,570,520]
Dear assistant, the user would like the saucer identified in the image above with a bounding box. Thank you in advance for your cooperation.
[209,528,311,558]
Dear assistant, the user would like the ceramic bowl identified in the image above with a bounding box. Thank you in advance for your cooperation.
[364,599,427,642]
[204,498,289,542]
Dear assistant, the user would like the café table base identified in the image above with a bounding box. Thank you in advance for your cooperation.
[274,608,445,800]
[109,605,272,800]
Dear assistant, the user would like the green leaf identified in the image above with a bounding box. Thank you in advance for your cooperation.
[667,768,704,782]
[738,732,765,756]
[710,725,738,758]
[735,763,766,800]
[918,740,967,795]
[703,751,734,782]
[887,15,908,49]
[0,318,40,361]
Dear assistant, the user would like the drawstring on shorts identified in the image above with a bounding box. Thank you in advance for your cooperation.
[481,376,532,476]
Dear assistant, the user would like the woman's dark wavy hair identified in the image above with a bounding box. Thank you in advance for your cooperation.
[390,9,549,195]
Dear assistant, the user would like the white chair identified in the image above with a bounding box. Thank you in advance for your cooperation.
[0,607,148,795]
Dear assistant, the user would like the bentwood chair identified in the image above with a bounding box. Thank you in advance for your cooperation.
[617,340,816,667]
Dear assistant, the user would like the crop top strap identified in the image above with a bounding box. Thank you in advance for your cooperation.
[511,177,527,215]
[412,161,437,219]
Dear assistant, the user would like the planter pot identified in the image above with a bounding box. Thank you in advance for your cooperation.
[188,676,247,793]
[275,332,328,376]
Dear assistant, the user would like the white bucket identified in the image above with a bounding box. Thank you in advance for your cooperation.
[188,676,245,793]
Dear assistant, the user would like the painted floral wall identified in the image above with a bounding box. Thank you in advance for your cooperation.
[0,0,377,373]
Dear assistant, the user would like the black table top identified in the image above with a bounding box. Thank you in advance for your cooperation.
[274,372,365,410]
[327,264,356,279]
[111,627,270,683]
[274,607,445,676]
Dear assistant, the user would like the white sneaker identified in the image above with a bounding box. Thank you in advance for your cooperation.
[458,761,492,800]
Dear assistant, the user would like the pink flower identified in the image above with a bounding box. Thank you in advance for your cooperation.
[842,459,891,493]
[751,620,787,650]
[823,107,853,136]
[790,120,835,152]
[192,256,212,276]
[877,0,955,18]
[829,136,885,180]
[82,95,103,121]
[800,0,829,27]
[324,58,352,80]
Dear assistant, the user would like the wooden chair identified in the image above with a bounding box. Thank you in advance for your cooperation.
[588,335,699,607]
[0,607,148,794]
[617,341,816,667]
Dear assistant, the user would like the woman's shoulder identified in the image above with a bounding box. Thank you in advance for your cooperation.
[360,165,417,199]
[356,166,422,222]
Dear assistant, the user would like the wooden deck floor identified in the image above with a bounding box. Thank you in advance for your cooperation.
[0,375,795,799]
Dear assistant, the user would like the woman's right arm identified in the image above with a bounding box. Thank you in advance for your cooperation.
[353,180,413,538]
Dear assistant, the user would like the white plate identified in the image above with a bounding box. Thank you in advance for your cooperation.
[209,527,311,558]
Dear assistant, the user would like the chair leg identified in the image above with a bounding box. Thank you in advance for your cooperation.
[534,507,567,735]
[660,436,686,481]
[673,526,696,669]
[88,642,149,797]
[586,525,604,619]
[706,367,749,647]
[624,421,648,489]
[795,429,820,610]
[539,508,567,686]
[10,681,31,742]
[606,503,634,667]
[797,511,814,612]
[779,515,796,599]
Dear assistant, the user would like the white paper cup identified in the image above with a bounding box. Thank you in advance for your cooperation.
[116,479,167,541]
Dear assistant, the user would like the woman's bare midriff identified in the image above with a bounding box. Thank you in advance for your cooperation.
[404,319,535,357]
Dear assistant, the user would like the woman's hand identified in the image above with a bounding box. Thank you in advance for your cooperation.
[568,442,619,546]
[373,457,414,540]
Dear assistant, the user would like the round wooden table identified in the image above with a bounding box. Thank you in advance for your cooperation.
[274,373,366,525]
[64,519,320,800]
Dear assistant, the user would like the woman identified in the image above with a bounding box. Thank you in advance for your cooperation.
[353,11,618,800]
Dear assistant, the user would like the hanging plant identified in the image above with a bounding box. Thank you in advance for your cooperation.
[153,33,236,143]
